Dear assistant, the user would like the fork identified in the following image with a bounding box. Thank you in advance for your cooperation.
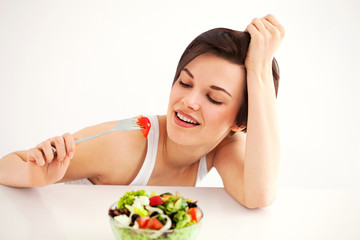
[74,118,143,144]
[51,117,150,154]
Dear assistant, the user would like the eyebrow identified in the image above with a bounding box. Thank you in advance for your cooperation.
[210,85,232,97]
[183,68,194,79]
[182,68,232,97]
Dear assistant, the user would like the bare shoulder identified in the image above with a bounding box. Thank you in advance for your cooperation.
[212,132,246,168]
[62,119,147,184]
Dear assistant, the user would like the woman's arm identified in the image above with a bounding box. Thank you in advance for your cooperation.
[0,119,147,187]
[214,14,285,208]
[0,133,75,187]
[0,151,33,187]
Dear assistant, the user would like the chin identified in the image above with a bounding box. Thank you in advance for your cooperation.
[166,116,199,146]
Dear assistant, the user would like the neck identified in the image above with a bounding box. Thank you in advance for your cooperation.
[163,136,205,169]
[157,115,207,170]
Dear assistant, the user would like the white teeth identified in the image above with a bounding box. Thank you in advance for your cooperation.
[176,112,198,125]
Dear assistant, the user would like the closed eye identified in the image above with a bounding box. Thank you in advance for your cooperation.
[207,95,222,105]
[179,80,192,88]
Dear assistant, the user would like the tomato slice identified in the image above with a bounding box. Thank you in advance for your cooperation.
[136,217,150,229]
[149,195,163,206]
[146,217,163,230]
[187,207,202,222]
[137,117,151,138]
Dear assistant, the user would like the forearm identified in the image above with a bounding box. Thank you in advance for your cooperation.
[243,69,280,207]
[0,152,32,187]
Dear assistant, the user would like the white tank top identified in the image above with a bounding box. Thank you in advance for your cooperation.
[66,115,208,186]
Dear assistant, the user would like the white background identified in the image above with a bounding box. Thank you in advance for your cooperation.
[1,0,359,189]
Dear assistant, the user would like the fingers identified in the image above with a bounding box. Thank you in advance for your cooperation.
[245,22,257,35]
[264,14,284,32]
[244,14,284,72]
[38,140,54,163]
[27,133,75,167]
[28,148,46,166]
[250,18,267,33]
[63,132,75,159]
[246,14,285,38]
[52,136,66,161]
[263,16,285,39]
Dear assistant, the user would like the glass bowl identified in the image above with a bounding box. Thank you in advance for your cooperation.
[108,202,203,240]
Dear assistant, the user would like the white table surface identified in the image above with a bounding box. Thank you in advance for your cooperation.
[0,184,359,240]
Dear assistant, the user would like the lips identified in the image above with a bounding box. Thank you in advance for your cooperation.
[174,111,200,127]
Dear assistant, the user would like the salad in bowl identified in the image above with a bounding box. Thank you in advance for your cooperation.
[108,190,203,240]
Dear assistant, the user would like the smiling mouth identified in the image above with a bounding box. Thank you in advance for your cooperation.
[176,112,200,125]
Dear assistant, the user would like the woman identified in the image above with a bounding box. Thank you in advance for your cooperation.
[0,14,284,209]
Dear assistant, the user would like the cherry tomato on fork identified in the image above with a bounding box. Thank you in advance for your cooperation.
[137,117,151,138]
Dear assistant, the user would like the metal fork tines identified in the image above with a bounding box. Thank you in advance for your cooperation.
[75,118,141,144]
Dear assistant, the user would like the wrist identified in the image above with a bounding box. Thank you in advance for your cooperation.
[246,66,272,83]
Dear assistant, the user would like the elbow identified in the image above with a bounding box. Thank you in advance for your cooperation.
[242,198,275,209]
[241,193,277,209]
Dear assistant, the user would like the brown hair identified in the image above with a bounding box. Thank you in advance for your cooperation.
[172,28,280,133]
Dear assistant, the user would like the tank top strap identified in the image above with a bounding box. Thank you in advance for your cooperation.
[195,155,208,186]
[129,115,159,186]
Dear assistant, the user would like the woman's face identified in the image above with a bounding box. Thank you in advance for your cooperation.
[167,53,246,147]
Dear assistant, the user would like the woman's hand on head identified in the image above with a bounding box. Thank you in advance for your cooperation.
[26,133,75,186]
[245,14,285,74]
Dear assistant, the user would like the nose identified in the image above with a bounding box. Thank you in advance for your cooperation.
[181,91,200,111]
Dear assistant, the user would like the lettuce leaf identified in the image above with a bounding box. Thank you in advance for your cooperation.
[117,190,148,209]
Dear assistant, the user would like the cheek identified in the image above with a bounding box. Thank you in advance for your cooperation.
[207,108,231,125]
[168,87,178,104]
[205,104,240,128]
[168,85,186,106]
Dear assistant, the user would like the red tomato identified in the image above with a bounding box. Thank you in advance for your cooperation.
[137,117,151,138]
[136,217,150,229]
[187,207,202,222]
[149,196,163,206]
[146,217,163,230]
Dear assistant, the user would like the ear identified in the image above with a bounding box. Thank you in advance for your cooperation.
[230,124,245,132]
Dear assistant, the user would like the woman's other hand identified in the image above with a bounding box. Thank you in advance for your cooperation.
[27,133,75,186]
[245,14,285,75]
